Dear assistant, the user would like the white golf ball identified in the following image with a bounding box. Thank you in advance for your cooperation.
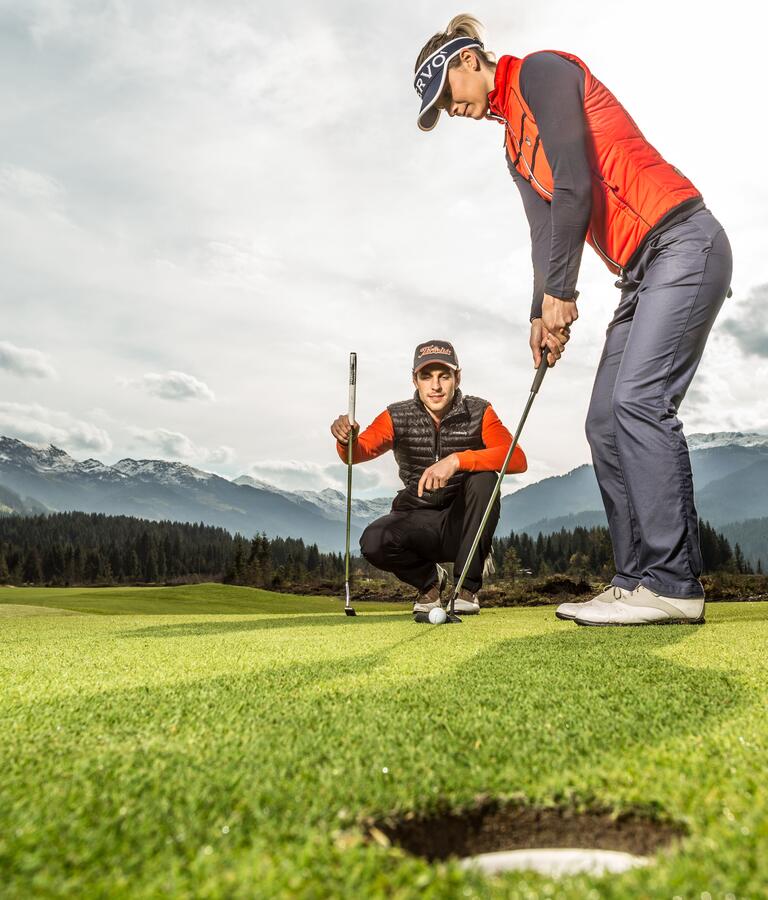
[429,607,447,625]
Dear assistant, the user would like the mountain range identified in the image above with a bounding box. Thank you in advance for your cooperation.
[0,437,364,551]
[1,432,767,562]
[497,432,768,535]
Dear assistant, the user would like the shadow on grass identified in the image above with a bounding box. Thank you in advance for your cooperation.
[2,623,755,891]
[120,611,407,638]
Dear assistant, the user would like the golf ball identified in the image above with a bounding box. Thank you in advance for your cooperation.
[429,607,447,625]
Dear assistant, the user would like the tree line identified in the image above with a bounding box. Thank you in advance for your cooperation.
[0,512,342,587]
[491,519,761,580]
[0,511,759,588]
[225,533,345,588]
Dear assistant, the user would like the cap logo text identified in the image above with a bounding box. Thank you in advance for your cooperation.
[419,345,452,357]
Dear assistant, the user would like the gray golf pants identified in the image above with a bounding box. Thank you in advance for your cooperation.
[585,208,733,599]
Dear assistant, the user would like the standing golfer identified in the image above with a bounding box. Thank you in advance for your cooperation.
[330,340,527,616]
[413,16,732,626]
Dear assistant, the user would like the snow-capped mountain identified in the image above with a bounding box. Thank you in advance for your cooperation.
[687,432,768,450]
[0,438,122,481]
[497,431,768,565]
[295,488,392,521]
[233,474,302,502]
[233,476,392,527]
[1,432,767,558]
[499,432,768,533]
[112,458,214,485]
[0,437,364,551]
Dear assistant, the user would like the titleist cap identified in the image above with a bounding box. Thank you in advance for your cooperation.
[413,340,460,373]
[414,36,483,131]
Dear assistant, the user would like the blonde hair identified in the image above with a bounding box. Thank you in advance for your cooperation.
[415,14,496,73]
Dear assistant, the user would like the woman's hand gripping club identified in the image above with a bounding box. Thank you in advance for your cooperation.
[530,294,578,368]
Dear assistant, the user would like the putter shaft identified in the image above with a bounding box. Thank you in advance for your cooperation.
[449,354,551,613]
[344,352,357,615]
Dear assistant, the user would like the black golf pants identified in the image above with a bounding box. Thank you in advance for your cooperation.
[359,472,500,593]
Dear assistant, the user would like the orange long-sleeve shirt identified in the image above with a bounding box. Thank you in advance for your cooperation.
[336,405,527,474]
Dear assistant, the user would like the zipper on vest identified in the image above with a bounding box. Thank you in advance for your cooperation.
[497,113,554,199]
[495,102,646,272]
[433,425,441,503]
[605,180,651,228]
[518,141,553,198]
[589,229,622,275]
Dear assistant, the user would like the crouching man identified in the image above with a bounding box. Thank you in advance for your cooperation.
[330,340,527,616]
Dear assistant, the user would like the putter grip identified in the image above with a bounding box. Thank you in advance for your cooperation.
[348,352,357,422]
[531,349,550,394]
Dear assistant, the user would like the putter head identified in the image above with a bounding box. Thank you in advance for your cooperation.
[344,607,357,617]
[441,593,462,624]
[412,611,461,624]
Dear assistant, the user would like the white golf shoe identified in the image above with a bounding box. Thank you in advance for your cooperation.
[555,585,633,622]
[573,584,705,626]
[451,588,480,615]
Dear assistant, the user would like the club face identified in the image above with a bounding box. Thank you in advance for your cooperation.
[412,612,461,625]
[344,608,357,617]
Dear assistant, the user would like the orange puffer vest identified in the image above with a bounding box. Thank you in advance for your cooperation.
[487,52,702,274]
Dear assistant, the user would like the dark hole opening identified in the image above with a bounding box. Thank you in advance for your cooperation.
[367,800,685,862]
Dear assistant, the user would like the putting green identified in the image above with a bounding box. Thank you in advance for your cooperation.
[0,603,85,617]
[1,584,766,897]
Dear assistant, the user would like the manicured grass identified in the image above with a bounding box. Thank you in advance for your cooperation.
[0,583,399,616]
[1,585,766,897]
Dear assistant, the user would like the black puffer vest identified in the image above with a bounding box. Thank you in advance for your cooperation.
[388,390,488,510]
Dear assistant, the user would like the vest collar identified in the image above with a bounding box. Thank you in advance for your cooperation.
[486,54,516,119]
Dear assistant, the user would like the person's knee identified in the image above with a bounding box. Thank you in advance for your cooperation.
[585,398,611,449]
[360,519,401,565]
[464,471,496,498]
[463,472,500,527]
[359,523,383,564]
[611,383,654,425]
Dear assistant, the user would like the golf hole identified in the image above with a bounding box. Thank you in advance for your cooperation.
[365,800,684,877]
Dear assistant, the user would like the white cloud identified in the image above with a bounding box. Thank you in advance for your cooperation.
[0,164,64,202]
[0,402,111,453]
[0,341,57,379]
[206,445,236,465]
[0,1,764,491]
[190,239,285,291]
[720,284,768,358]
[122,371,215,402]
[130,427,233,467]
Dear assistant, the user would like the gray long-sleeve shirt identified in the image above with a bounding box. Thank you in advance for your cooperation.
[510,52,704,321]
[508,51,592,320]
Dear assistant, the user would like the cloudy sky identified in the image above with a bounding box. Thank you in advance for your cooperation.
[1,0,766,498]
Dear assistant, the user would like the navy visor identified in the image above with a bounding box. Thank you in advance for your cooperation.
[414,37,483,131]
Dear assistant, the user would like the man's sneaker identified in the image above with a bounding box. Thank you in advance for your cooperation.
[556,585,633,622]
[413,565,448,615]
[573,584,705,626]
[451,588,480,615]
[413,585,443,615]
